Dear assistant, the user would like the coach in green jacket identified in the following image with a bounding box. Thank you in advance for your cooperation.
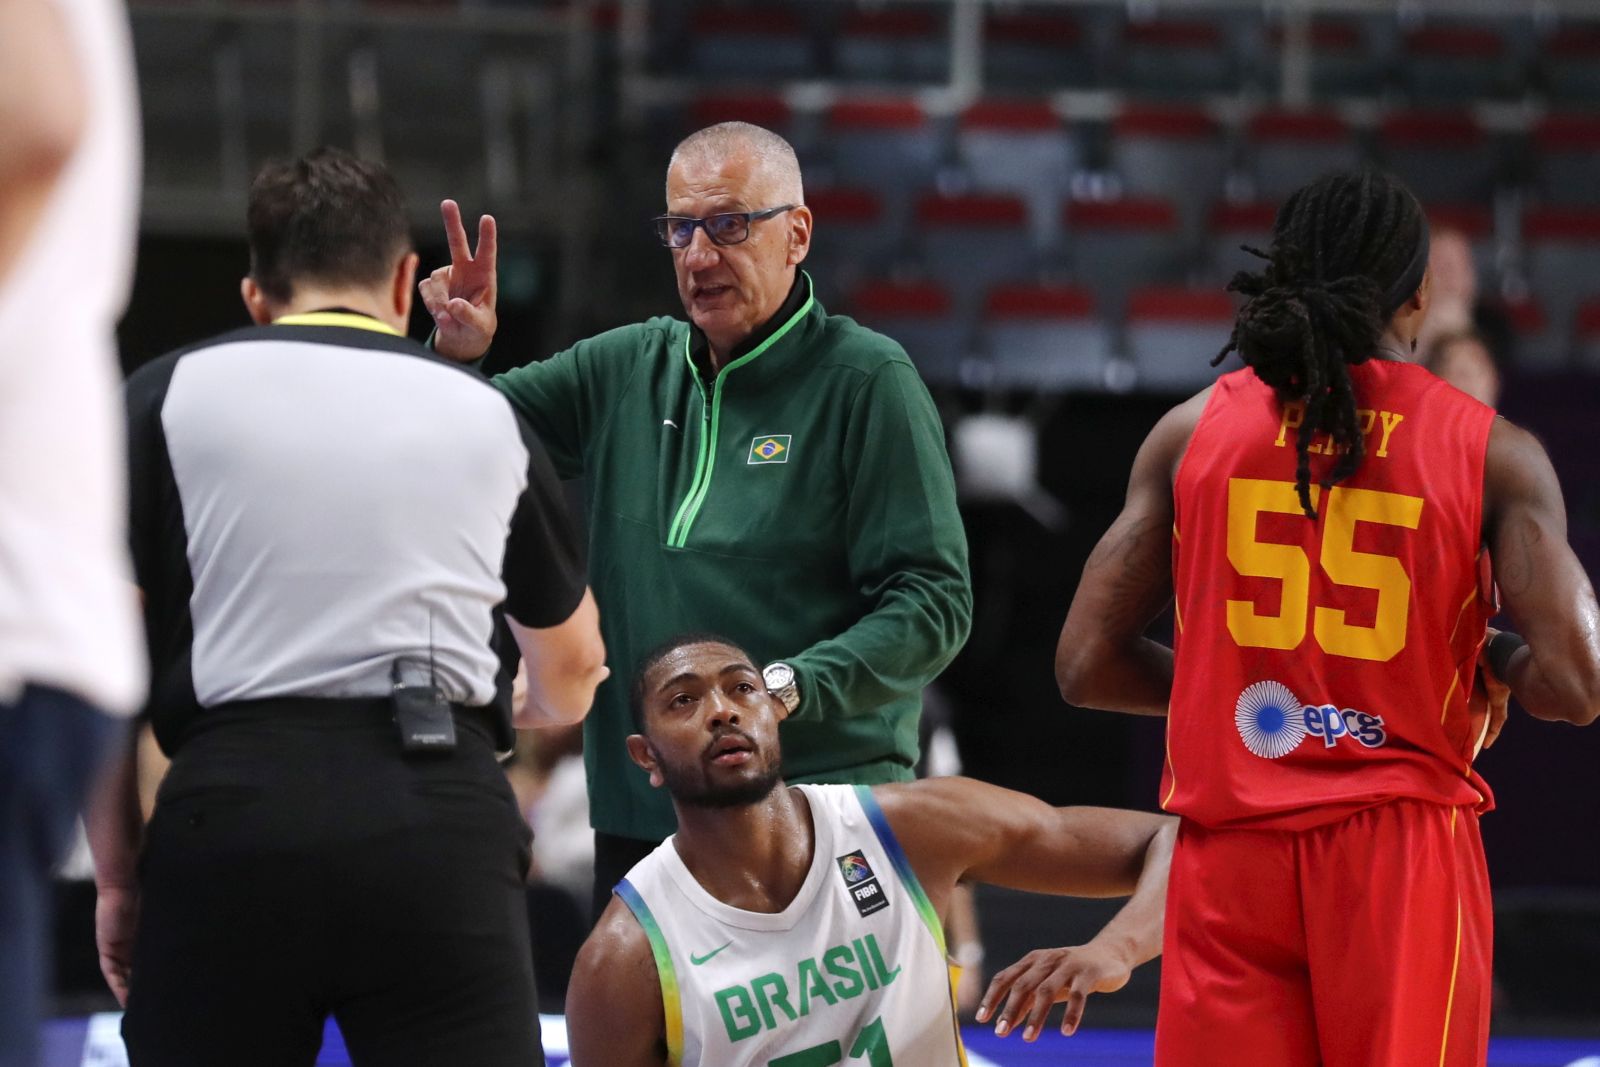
[422,121,971,916]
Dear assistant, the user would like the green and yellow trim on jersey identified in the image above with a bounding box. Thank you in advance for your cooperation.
[854,784,970,1067]
[616,879,686,1066]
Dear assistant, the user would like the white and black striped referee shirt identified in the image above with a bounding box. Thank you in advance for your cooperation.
[125,311,584,751]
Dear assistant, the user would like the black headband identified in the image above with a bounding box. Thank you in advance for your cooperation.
[1379,212,1431,318]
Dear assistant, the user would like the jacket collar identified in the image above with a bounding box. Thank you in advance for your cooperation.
[682,272,821,392]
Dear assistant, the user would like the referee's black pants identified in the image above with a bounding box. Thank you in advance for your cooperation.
[122,698,542,1067]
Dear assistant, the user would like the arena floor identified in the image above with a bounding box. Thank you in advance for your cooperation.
[40,1015,1600,1066]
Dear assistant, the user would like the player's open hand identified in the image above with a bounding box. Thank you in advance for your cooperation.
[1476,627,1513,752]
[419,199,498,363]
[976,943,1131,1042]
[95,884,139,1006]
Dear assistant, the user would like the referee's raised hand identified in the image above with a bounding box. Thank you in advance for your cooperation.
[420,199,498,363]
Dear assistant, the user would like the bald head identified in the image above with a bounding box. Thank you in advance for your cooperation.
[667,122,804,206]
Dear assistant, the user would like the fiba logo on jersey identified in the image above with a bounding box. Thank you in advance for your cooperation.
[838,854,873,884]
[837,850,890,918]
[1235,680,1388,759]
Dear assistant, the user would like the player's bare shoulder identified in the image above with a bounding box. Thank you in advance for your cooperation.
[1152,385,1215,486]
[568,895,668,1067]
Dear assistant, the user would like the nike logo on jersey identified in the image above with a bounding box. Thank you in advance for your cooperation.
[691,940,734,966]
[663,419,679,430]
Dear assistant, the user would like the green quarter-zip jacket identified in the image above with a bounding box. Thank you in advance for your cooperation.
[492,272,972,841]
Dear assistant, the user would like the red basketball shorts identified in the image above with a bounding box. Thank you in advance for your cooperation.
[1154,799,1492,1067]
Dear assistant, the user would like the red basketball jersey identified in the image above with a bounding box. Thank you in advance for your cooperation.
[1166,360,1498,830]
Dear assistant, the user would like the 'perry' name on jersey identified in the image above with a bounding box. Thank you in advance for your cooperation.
[715,933,902,1043]
[1275,402,1406,458]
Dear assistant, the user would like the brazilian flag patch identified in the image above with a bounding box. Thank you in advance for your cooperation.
[747,435,791,465]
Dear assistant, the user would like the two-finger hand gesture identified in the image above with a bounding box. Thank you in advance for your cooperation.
[419,199,499,363]
[975,943,1133,1043]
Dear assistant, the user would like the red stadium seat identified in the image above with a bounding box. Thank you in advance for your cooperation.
[915,192,1037,315]
[1247,109,1359,202]
[834,6,947,84]
[983,9,1091,91]
[825,98,947,193]
[1523,206,1600,351]
[1543,24,1600,105]
[1378,109,1492,206]
[955,100,1075,233]
[687,6,813,81]
[1534,114,1600,207]
[1400,24,1513,104]
[1502,296,1560,369]
[1573,299,1600,371]
[689,93,793,132]
[978,283,1111,391]
[848,280,969,387]
[1264,20,1379,97]
[1126,286,1236,391]
[1119,19,1236,96]
[799,187,895,309]
[1063,197,1184,313]
[1110,105,1226,224]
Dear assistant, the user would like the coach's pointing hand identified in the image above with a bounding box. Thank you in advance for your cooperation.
[976,941,1133,1042]
[420,199,498,363]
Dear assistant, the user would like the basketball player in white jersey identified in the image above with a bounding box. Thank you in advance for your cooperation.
[567,634,1176,1066]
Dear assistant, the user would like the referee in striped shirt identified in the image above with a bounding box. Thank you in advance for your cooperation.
[87,148,606,1066]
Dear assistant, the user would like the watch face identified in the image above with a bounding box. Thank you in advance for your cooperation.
[764,663,794,690]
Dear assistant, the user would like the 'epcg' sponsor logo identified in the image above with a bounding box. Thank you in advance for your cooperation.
[1235,680,1387,759]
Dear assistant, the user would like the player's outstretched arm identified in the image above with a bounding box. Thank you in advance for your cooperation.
[1482,418,1600,725]
[567,896,669,1067]
[1055,392,1204,715]
[876,779,1176,1040]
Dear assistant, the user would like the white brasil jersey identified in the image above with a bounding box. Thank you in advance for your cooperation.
[618,783,967,1067]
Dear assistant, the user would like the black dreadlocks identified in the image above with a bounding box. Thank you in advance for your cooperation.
[1213,169,1430,518]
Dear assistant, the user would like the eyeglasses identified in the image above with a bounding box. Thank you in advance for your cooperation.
[653,205,796,249]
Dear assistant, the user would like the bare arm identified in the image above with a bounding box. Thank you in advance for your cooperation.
[508,588,608,728]
[1056,393,1204,715]
[875,778,1174,1042]
[1483,419,1600,725]
[84,735,142,1005]
[0,0,86,288]
[567,895,668,1067]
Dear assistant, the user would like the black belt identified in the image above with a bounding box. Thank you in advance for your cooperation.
[181,695,501,750]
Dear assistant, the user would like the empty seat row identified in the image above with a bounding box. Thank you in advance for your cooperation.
[648,1,1600,106]
[849,281,1243,394]
[845,279,1600,394]
[683,93,1600,214]
[801,189,1505,322]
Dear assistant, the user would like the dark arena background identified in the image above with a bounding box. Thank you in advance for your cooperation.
[39,0,1600,1063]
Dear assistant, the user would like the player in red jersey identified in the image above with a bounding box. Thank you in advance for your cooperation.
[1029,170,1600,1066]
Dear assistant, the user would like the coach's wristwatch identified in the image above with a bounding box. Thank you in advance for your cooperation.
[763,662,801,715]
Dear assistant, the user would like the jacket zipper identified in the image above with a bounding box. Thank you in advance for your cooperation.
[665,285,816,548]
[667,373,713,546]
